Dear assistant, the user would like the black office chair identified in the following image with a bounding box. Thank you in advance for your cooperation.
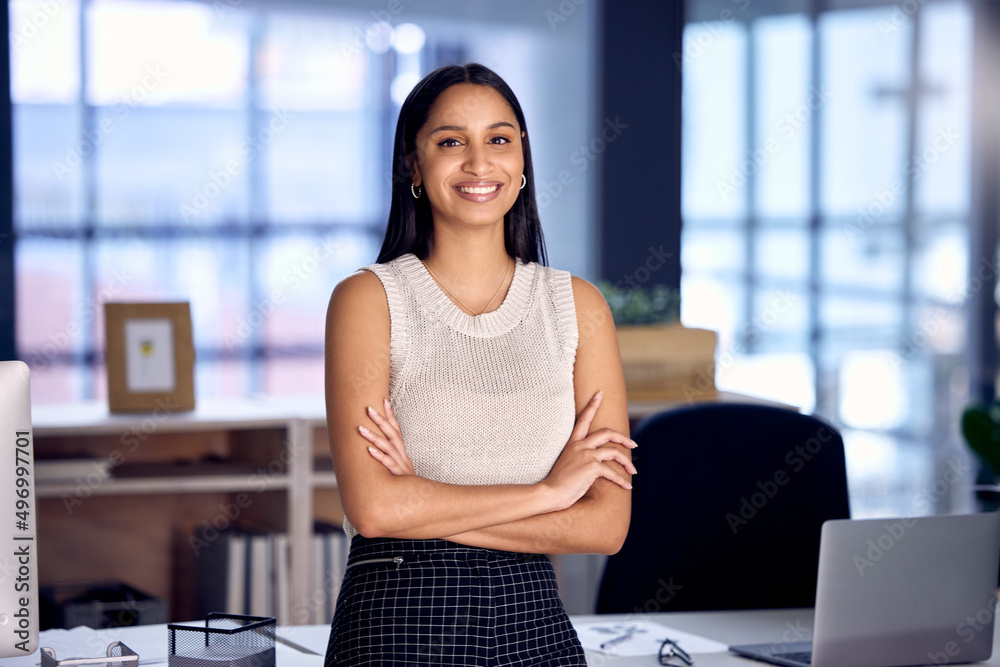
[596,402,850,613]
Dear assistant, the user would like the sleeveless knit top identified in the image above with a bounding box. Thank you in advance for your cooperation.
[344,253,579,538]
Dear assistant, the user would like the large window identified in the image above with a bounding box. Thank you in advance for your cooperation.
[681,0,974,517]
[11,0,598,403]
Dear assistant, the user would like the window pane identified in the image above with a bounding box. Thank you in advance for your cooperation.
[95,107,250,225]
[820,296,902,339]
[10,0,80,104]
[820,7,911,216]
[838,349,909,429]
[914,1,972,216]
[754,14,812,218]
[681,20,747,219]
[911,221,968,303]
[680,276,745,350]
[755,227,809,281]
[87,0,248,108]
[680,227,745,275]
[750,286,810,350]
[16,239,87,360]
[820,226,904,292]
[255,231,379,348]
[716,352,815,413]
[843,432,933,518]
[258,14,368,111]
[265,111,375,224]
[13,104,84,229]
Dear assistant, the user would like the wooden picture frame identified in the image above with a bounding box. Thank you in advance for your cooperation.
[104,302,195,413]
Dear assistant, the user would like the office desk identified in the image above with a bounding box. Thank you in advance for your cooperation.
[14,607,1000,666]
[574,608,1000,665]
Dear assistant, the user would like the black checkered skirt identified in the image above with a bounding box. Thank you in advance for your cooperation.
[324,536,587,666]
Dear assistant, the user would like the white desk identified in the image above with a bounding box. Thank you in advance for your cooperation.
[10,608,1000,666]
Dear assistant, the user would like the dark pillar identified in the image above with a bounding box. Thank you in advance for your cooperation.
[1,2,16,362]
[598,0,684,291]
[970,0,1000,404]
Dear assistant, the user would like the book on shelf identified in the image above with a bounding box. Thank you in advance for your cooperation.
[193,522,348,626]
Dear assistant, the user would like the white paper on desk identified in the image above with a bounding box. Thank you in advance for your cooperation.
[573,619,728,657]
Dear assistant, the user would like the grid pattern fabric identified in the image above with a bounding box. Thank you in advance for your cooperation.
[324,537,586,666]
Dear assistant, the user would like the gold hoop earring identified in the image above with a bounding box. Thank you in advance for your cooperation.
[411,183,422,199]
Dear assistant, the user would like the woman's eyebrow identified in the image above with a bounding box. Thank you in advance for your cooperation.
[428,121,517,135]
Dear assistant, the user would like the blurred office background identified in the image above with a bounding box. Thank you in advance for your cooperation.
[4,0,997,519]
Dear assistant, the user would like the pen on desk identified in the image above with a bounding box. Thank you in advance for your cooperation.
[599,625,637,650]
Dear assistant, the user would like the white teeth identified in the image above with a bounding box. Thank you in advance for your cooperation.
[458,185,498,194]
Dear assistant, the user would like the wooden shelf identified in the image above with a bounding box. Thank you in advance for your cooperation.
[32,396,331,625]
[36,473,291,498]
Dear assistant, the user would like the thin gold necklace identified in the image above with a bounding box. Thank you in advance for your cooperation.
[423,257,514,316]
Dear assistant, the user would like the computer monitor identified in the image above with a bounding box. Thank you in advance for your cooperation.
[0,361,38,657]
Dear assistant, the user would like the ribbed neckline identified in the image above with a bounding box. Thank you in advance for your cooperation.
[395,253,534,337]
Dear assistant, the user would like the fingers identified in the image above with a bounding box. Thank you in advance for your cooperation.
[595,464,634,491]
[576,427,637,450]
[570,390,603,442]
[383,398,402,432]
[589,445,638,475]
[365,439,407,475]
[367,405,400,441]
[361,401,415,476]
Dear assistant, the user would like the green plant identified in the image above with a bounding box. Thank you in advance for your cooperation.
[597,280,680,326]
[961,401,1000,480]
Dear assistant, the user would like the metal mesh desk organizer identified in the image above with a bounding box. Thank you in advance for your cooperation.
[40,641,139,667]
[167,614,275,667]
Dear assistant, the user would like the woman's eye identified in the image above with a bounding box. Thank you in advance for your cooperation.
[438,138,461,148]
[489,136,511,145]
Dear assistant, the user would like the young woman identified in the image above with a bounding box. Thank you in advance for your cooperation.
[324,63,634,665]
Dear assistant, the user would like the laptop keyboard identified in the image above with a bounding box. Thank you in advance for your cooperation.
[779,651,813,664]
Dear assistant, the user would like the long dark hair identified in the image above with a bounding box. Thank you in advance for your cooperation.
[376,63,547,266]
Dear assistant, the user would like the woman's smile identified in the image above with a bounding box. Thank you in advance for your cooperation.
[454,181,504,201]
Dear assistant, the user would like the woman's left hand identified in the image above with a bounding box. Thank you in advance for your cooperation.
[359,399,415,476]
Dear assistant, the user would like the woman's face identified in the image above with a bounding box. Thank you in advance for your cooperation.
[412,83,525,233]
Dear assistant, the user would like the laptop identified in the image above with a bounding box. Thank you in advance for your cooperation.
[730,513,1000,667]
[0,361,38,657]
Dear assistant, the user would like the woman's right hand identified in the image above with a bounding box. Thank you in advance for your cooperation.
[540,391,637,512]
